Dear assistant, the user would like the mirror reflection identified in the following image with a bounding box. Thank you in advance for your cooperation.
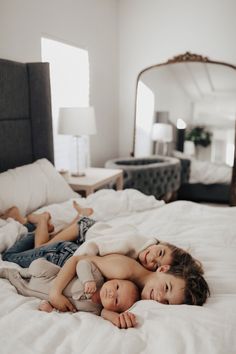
[133,54,236,204]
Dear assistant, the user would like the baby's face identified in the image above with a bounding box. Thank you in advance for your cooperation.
[138,244,173,271]
[100,279,138,313]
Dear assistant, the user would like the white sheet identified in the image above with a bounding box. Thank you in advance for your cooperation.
[173,150,232,184]
[189,159,232,184]
[0,191,236,354]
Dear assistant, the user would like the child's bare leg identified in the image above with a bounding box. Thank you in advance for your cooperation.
[63,201,94,229]
[1,206,27,224]
[28,212,54,233]
[38,300,54,313]
[73,201,93,217]
[34,213,52,248]
[43,222,79,245]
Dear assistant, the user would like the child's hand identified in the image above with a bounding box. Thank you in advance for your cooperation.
[107,311,137,329]
[117,311,137,329]
[84,281,97,294]
[49,291,76,312]
[38,300,54,313]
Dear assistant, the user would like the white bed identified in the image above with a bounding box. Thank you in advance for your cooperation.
[173,151,232,204]
[0,179,236,354]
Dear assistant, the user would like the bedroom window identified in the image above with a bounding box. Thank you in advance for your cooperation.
[135,81,155,156]
[41,37,89,171]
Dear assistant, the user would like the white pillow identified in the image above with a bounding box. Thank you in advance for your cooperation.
[0,159,78,215]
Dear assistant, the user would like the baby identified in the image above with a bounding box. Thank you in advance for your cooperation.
[0,258,139,328]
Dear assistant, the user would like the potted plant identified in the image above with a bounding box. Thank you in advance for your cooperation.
[185,126,212,147]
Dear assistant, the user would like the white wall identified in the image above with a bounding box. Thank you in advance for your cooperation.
[0,0,119,167]
[2,0,236,163]
[118,0,236,156]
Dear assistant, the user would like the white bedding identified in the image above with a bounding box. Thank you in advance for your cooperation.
[189,159,232,184]
[0,190,236,354]
[173,151,232,184]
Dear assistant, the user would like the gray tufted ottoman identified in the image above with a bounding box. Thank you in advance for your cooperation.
[105,156,181,200]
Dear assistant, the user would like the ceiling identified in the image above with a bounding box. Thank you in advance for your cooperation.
[140,62,236,128]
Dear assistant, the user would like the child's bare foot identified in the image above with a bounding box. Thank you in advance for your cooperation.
[73,201,93,217]
[38,300,54,313]
[1,206,27,224]
[27,212,54,233]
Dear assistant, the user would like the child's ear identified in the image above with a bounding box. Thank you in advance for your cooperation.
[156,265,170,273]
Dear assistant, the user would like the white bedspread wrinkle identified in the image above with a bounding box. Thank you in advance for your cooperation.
[35,188,165,233]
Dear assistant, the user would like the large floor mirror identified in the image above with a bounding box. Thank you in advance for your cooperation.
[132,52,236,205]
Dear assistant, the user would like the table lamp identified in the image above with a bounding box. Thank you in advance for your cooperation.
[152,123,173,155]
[58,106,97,176]
[176,118,187,152]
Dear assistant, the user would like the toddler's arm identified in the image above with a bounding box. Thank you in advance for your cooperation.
[49,255,80,311]
[49,255,91,311]
[101,309,137,329]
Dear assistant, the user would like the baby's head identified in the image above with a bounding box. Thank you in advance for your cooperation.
[138,241,203,274]
[100,279,140,313]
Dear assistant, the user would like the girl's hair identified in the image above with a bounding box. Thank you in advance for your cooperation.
[160,241,204,275]
[167,265,210,306]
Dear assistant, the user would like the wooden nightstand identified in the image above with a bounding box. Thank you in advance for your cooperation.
[66,167,123,197]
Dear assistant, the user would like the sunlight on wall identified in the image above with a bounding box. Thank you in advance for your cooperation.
[211,129,234,166]
[135,81,154,156]
[41,37,89,171]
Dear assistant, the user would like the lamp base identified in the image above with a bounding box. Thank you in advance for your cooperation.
[71,171,86,177]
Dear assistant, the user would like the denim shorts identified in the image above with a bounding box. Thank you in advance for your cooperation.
[44,242,79,267]
[2,217,96,268]
[2,232,79,268]
[24,222,36,233]
[76,217,96,245]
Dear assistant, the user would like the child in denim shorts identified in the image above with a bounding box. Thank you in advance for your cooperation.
[2,203,96,268]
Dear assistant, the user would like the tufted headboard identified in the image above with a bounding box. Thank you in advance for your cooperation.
[0,58,54,173]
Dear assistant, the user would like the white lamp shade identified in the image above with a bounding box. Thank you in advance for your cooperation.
[152,123,173,142]
[177,118,187,129]
[58,107,97,136]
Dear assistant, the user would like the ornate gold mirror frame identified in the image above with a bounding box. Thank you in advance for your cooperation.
[132,52,236,206]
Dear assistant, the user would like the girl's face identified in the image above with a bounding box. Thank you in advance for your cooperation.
[138,244,173,271]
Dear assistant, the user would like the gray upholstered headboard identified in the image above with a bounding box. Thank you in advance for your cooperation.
[0,58,54,173]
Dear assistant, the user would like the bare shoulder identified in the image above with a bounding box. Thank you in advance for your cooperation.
[91,254,141,280]
[103,254,137,263]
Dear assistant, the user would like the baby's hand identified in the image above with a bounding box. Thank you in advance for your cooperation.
[84,281,96,294]
[107,311,137,329]
[117,311,137,329]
